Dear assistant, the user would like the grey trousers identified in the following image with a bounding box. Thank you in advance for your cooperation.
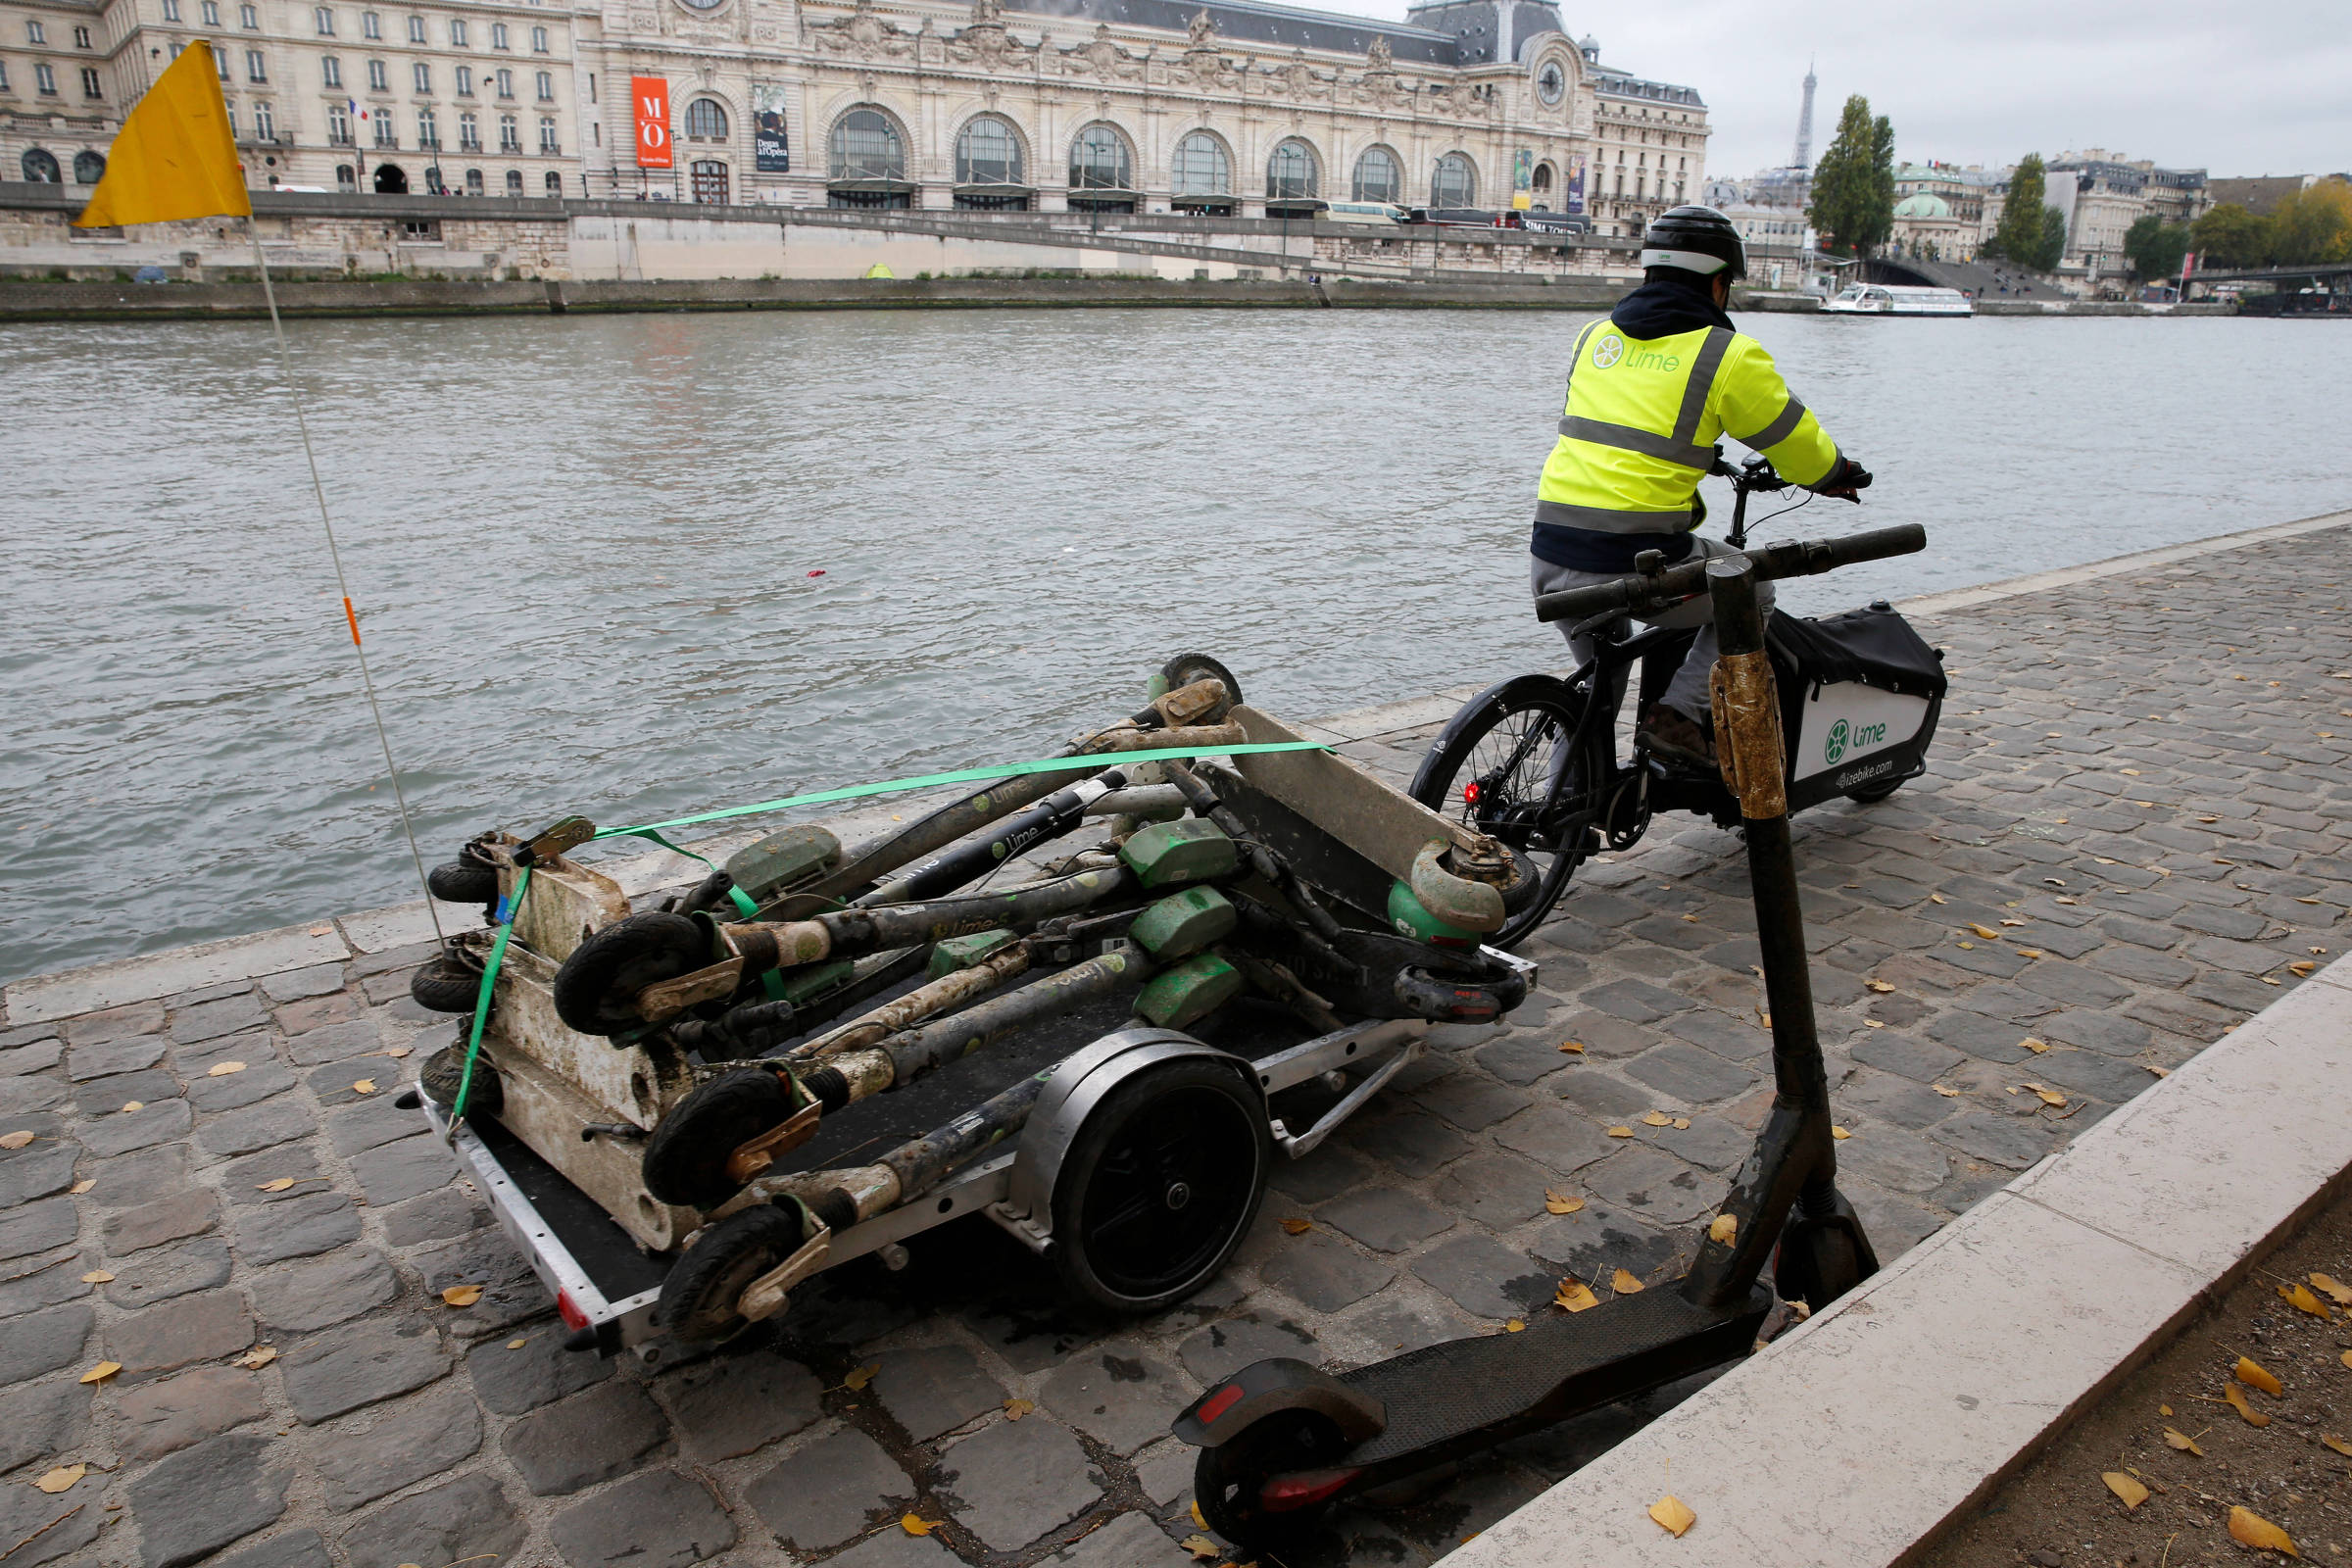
[1530,536,1776,722]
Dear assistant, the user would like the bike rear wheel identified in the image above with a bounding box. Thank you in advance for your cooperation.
[1410,677,1600,949]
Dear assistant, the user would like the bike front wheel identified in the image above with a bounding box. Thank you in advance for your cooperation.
[1410,676,1601,949]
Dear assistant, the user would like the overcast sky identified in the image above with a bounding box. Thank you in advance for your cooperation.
[1348,0,2352,183]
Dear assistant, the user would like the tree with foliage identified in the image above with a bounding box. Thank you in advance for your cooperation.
[1984,154,2050,267]
[2034,206,2069,271]
[2122,214,2192,280]
[1806,95,1896,257]
[2271,181,2352,265]
[2191,203,2274,269]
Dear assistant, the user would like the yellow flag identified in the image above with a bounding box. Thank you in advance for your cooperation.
[74,40,249,228]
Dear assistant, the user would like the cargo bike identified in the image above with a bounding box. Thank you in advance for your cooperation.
[399,660,1540,1361]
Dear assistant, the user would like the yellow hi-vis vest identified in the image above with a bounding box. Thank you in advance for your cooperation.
[1534,318,1840,535]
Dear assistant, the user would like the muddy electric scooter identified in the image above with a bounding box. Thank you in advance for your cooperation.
[1173,555,1881,1550]
[1412,463,1948,948]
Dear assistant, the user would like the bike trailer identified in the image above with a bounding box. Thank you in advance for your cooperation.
[1766,602,1946,808]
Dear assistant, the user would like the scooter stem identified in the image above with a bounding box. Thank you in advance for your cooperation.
[1680,553,1838,1312]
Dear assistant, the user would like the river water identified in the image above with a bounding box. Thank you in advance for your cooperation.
[4,309,2347,983]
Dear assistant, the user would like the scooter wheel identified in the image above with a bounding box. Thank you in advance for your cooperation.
[426,858,500,906]
[550,911,709,1035]
[1194,1409,1348,1550]
[1157,654,1244,717]
[641,1069,795,1208]
[657,1204,802,1345]
[410,946,487,1013]
[417,1042,502,1119]
[1052,1056,1267,1314]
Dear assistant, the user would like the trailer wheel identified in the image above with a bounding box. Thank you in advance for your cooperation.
[1194,1409,1348,1550]
[658,1204,802,1345]
[551,911,709,1035]
[1052,1056,1267,1314]
[1157,654,1244,718]
[418,1043,502,1119]
[1845,779,1904,805]
[641,1069,794,1208]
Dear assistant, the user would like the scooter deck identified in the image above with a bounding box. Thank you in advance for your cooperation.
[1339,1284,1772,1468]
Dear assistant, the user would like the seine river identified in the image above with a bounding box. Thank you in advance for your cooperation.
[4,308,2348,983]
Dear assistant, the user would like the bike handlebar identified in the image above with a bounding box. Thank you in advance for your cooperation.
[1533,521,1927,624]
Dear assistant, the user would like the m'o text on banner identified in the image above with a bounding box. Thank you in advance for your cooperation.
[633,76,672,169]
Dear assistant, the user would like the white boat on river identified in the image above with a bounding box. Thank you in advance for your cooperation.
[1822,283,1975,317]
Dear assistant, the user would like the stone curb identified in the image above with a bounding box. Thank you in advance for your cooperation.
[1446,955,2352,1568]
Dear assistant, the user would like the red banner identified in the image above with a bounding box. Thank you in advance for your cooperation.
[632,76,671,169]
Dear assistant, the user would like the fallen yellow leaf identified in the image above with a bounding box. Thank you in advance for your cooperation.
[33,1464,84,1494]
[2321,1435,2352,1458]
[2035,1089,2068,1107]
[1647,1494,1696,1538]
[1933,1085,1963,1098]
[1708,1213,1737,1245]
[1504,1319,1525,1333]
[1554,1279,1599,1312]
[1930,893,1948,905]
[2102,1471,2149,1509]
[2343,1349,2352,1370]
[1999,917,2028,927]
[2163,1427,2203,1455]
[208,1059,247,1076]
[900,1514,942,1537]
[1182,1536,1221,1560]
[120,1101,143,1114]
[2146,1065,2171,1078]
[1544,1191,1584,1215]
[1611,1268,1645,1295]
[1280,1218,1312,1235]
[2311,1274,2352,1306]
[2237,1356,2284,1396]
[1672,1117,1690,1129]
[2227,1504,2298,1556]
[1557,1040,1586,1054]
[1606,1125,1633,1139]
[2021,1038,2050,1054]
[1642,1110,1674,1127]
[1864,980,1895,994]
[2224,1381,2272,1426]
[1003,1397,1034,1421]
[79,1269,114,1284]
[0,1130,34,1150]
[1832,1125,1852,1140]
[352,1079,377,1096]
[1970,924,2001,940]
[2016,949,2045,958]
[2280,1284,2330,1319]
[257,1177,296,1192]
[2160,1403,2172,1415]
[386,1046,412,1058]
[79,1361,122,1384]
[1864,1019,1886,1029]
[507,1338,527,1350]
[1957,941,1975,950]
[70,1179,94,1195]
[238,1347,278,1370]
[844,1362,879,1391]
[1192,1501,1206,1530]
[440,1284,485,1307]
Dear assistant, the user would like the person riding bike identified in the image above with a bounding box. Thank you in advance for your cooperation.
[1530,205,1866,768]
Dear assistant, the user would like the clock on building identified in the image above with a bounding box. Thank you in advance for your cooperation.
[1537,60,1564,105]
[675,0,729,13]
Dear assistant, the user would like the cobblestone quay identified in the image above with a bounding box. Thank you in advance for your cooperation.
[2,515,2347,1568]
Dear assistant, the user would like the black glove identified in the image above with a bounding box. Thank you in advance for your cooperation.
[1812,457,1871,499]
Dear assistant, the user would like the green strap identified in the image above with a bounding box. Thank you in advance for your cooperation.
[451,863,529,1127]
[588,740,1333,843]
[597,827,782,999]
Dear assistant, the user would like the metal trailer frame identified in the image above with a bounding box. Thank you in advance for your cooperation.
[414,946,1534,1365]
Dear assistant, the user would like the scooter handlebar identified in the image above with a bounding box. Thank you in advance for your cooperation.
[1533,522,1927,624]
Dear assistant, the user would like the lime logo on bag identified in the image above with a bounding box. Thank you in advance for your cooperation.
[1825,718,1849,763]
[1825,716,1888,765]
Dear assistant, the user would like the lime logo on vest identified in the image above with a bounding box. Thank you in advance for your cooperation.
[1591,333,1683,373]
[1591,333,1625,368]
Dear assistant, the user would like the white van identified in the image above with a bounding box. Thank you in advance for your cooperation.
[1322,202,1407,225]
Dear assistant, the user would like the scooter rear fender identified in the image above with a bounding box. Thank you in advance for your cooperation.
[1171,1356,1388,1448]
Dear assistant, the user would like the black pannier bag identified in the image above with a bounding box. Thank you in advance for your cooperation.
[1765,602,1947,809]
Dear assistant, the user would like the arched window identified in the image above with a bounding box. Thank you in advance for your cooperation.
[690,159,728,204]
[505,169,523,196]
[1068,123,1131,191]
[1432,152,1476,208]
[545,170,563,196]
[335,163,355,190]
[683,97,727,142]
[22,148,62,182]
[827,108,904,180]
[73,150,107,183]
[1351,146,1399,204]
[955,116,1022,185]
[1532,162,1553,193]
[1266,138,1318,202]
[464,168,484,196]
[1171,131,1230,196]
